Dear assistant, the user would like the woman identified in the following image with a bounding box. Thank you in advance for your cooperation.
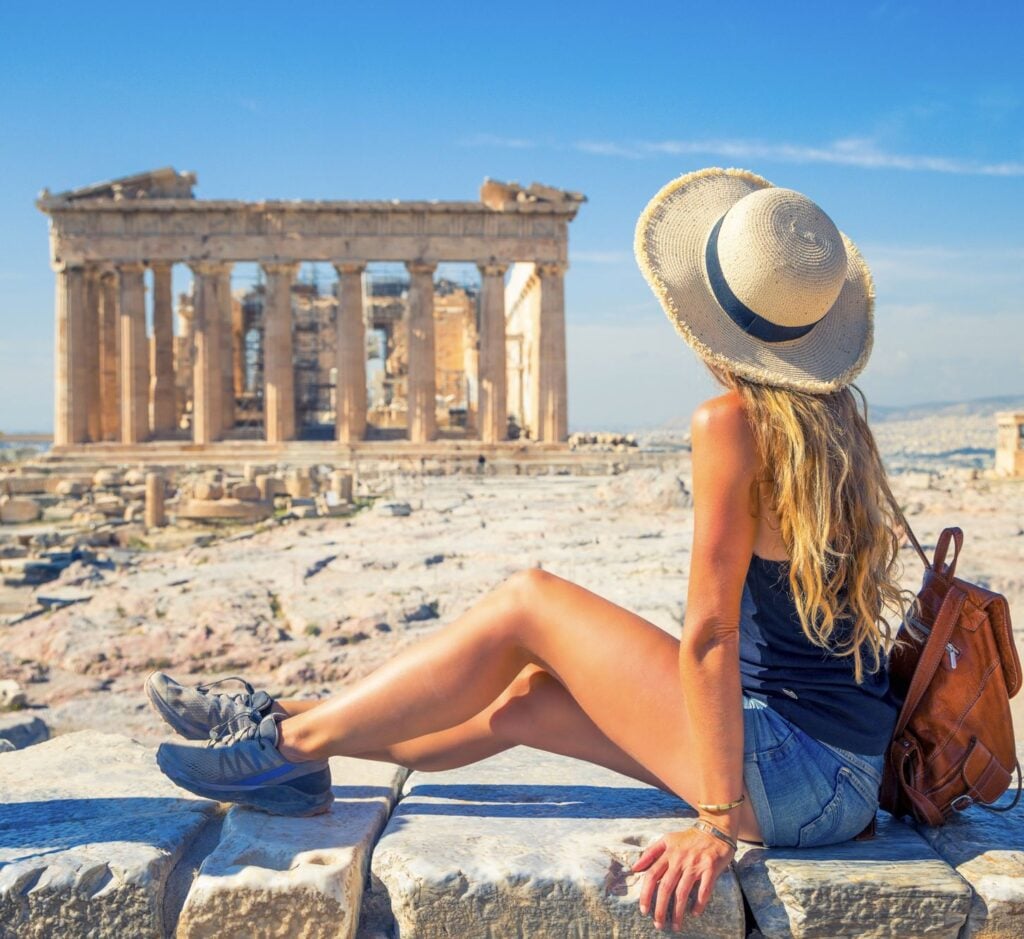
[149,167,912,933]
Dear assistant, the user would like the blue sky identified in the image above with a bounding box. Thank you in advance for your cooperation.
[1,2,1021,432]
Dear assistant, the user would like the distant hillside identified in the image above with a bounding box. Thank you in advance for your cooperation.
[653,393,1024,434]
[867,394,1024,423]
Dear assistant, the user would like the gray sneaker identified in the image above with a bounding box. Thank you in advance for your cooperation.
[145,672,276,741]
[156,712,334,816]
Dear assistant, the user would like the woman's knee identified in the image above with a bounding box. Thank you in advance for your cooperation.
[498,567,560,633]
[504,566,559,596]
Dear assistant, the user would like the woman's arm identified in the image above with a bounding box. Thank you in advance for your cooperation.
[681,395,758,834]
[633,395,759,931]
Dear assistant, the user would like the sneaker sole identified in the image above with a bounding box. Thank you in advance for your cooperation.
[156,751,334,817]
[145,673,208,740]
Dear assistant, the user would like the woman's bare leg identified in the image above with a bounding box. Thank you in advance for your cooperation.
[276,568,761,840]
[279,669,665,785]
[354,665,667,787]
[273,700,319,716]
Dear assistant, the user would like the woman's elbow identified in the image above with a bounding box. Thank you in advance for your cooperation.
[680,617,740,661]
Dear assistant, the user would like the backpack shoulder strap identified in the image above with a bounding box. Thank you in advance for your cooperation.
[884,487,932,572]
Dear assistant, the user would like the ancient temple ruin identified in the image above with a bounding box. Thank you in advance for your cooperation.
[996,411,1024,477]
[38,169,584,451]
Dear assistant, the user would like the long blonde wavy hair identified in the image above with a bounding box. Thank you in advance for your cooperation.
[707,363,917,682]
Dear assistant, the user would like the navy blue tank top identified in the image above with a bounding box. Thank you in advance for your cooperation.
[739,554,900,755]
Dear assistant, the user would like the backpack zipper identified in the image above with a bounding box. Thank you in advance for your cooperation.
[905,617,960,669]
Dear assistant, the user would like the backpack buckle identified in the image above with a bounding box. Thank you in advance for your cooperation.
[951,794,973,812]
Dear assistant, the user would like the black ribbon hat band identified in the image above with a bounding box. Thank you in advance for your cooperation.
[704,216,820,343]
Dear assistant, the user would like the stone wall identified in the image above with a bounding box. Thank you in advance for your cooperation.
[3,732,1022,938]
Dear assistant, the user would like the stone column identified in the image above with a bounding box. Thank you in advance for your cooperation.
[175,294,195,432]
[145,472,166,528]
[98,271,120,441]
[118,262,149,444]
[536,262,569,443]
[405,261,437,443]
[150,262,176,435]
[188,262,227,446]
[83,266,102,442]
[261,262,299,444]
[53,263,87,446]
[216,266,235,433]
[476,263,508,443]
[232,292,245,408]
[332,263,367,444]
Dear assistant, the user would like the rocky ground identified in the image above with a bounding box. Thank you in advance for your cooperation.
[0,413,1022,751]
[2,414,1023,939]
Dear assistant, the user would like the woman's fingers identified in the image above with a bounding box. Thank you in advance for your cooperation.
[653,863,683,930]
[632,838,665,872]
[638,857,669,915]
[672,870,699,932]
[692,864,722,917]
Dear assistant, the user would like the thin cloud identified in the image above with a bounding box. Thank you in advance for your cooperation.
[575,140,644,159]
[573,136,1024,177]
[459,133,536,149]
[463,131,1024,176]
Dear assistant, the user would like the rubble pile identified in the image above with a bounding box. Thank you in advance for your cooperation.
[568,431,639,451]
[0,463,360,616]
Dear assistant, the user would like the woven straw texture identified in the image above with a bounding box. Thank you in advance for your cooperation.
[634,167,875,393]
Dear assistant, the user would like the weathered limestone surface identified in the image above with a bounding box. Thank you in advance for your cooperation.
[0,731,217,939]
[735,814,972,938]
[917,794,1024,939]
[2,474,49,495]
[177,759,407,939]
[0,495,41,523]
[366,748,746,938]
[0,711,50,750]
[174,498,273,522]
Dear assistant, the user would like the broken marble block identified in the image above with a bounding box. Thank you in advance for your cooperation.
[176,758,406,939]
[0,731,218,938]
[0,496,41,524]
[917,792,1024,939]
[735,813,972,938]
[365,748,746,938]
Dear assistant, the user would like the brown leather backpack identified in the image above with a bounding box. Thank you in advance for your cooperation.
[880,524,1022,826]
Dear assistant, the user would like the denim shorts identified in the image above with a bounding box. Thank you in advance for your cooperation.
[742,696,884,848]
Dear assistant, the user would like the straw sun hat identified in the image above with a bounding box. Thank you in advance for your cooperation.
[634,167,874,393]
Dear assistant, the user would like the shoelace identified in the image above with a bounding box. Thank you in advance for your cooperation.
[195,676,259,710]
[206,711,267,750]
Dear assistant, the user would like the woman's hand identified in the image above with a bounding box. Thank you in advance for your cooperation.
[632,827,735,932]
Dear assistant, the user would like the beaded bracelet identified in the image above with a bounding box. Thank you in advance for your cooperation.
[696,794,746,813]
[693,819,738,852]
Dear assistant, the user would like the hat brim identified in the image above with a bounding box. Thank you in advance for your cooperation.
[634,167,874,393]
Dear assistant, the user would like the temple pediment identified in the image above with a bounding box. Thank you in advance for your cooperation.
[37,167,196,208]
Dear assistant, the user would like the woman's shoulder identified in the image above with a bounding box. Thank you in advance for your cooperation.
[691,391,754,449]
[690,391,758,486]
